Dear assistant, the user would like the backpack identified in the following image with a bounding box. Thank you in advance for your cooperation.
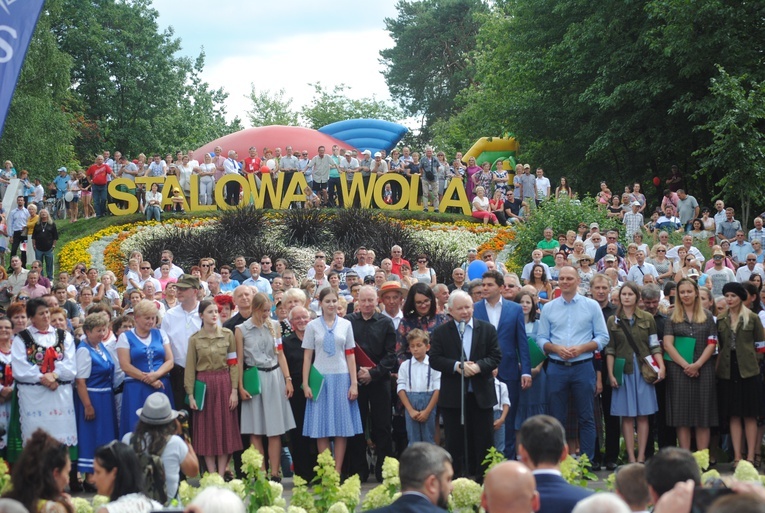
[131,436,169,505]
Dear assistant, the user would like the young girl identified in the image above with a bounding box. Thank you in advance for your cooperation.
[237,293,295,481]
[186,300,242,476]
[514,291,548,429]
[396,329,440,445]
[75,313,117,480]
[171,188,185,213]
[383,183,393,205]
[304,186,321,209]
[302,288,362,473]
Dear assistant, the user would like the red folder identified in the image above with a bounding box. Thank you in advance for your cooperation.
[355,345,377,368]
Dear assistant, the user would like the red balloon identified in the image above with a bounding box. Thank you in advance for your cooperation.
[652,176,661,186]
[260,166,271,174]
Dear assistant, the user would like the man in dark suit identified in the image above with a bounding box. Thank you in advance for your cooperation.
[430,290,502,481]
[368,443,453,513]
[473,270,531,459]
[345,285,397,482]
[517,415,592,513]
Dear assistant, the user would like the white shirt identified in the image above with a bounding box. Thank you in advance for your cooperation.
[396,355,441,393]
[666,245,705,264]
[382,309,403,331]
[12,326,76,383]
[484,297,503,328]
[452,319,474,373]
[161,304,202,367]
[493,378,510,412]
[535,176,551,198]
[351,263,376,280]
[138,276,162,292]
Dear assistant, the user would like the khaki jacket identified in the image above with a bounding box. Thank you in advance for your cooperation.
[606,309,661,375]
[716,310,764,380]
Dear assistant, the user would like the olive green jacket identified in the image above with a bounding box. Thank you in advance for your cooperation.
[716,310,765,380]
[606,309,661,375]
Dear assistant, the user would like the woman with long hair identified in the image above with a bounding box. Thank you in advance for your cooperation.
[302,288,362,473]
[528,264,553,305]
[471,186,500,225]
[716,282,765,467]
[597,181,612,207]
[491,160,509,199]
[513,291,547,429]
[116,300,174,438]
[555,176,573,200]
[648,245,674,285]
[663,278,718,451]
[237,292,295,481]
[606,282,665,463]
[185,300,242,476]
[489,189,507,226]
[91,441,161,512]
[122,393,198,502]
[3,428,74,513]
[465,156,482,201]
[396,283,448,360]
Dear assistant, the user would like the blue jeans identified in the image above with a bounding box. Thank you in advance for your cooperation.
[547,360,597,460]
[493,409,506,454]
[145,205,161,221]
[35,248,54,279]
[92,184,107,217]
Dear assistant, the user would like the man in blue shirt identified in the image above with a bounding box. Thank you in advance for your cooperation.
[536,266,609,461]
[53,167,69,199]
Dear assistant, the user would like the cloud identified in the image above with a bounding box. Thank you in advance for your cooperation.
[151,0,400,124]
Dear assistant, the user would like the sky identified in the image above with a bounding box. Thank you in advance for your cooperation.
[151,0,401,126]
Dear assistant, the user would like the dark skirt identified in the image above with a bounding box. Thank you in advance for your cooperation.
[666,359,718,428]
[192,369,242,456]
[718,353,765,419]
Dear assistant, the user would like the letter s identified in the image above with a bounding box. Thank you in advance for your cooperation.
[0,26,18,64]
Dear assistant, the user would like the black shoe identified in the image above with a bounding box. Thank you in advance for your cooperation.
[590,462,601,471]
[269,475,282,483]
[606,461,618,471]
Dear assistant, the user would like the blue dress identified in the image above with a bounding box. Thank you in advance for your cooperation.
[515,320,549,429]
[119,329,173,438]
[75,342,117,473]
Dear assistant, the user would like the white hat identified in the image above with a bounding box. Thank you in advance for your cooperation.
[374,152,382,157]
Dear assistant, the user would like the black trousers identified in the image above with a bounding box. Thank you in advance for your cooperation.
[288,390,316,481]
[441,394,494,483]
[10,230,25,267]
[225,181,239,206]
[344,378,392,481]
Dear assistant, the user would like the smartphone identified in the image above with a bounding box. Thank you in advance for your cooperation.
[669,295,676,305]
[691,487,734,513]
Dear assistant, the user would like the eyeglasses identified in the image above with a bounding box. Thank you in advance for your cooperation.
[747,258,757,261]
[415,299,431,306]
[261,261,271,265]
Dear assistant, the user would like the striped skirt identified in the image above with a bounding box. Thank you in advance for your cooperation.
[192,369,242,456]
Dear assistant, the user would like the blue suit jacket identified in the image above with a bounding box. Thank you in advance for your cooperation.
[533,472,593,513]
[368,492,446,513]
[474,299,530,381]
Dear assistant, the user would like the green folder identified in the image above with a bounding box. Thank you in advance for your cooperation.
[184,379,206,411]
[663,336,696,364]
[304,365,325,401]
[528,337,547,368]
[243,367,261,396]
[613,357,626,386]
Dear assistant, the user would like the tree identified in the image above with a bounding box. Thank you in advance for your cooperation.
[247,87,299,127]
[694,68,765,227]
[301,83,404,130]
[380,0,488,138]
[0,0,77,180]
[52,0,239,159]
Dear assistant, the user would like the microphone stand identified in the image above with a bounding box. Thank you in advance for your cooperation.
[458,320,468,475]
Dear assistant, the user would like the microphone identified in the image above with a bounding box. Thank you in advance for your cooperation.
[458,321,466,337]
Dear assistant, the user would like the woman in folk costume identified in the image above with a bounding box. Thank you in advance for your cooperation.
[11,298,77,446]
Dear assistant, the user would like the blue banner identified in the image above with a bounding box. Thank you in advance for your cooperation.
[0,0,46,138]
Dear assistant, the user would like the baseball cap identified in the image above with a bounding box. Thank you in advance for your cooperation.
[604,255,616,262]
[57,167,67,173]
[374,152,382,158]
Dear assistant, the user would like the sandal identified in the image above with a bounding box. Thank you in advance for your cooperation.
[731,460,740,469]
[754,454,763,469]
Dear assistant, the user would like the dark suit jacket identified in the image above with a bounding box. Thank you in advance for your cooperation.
[474,299,530,381]
[533,472,593,513]
[429,318,502,410]
[368,492,446,513]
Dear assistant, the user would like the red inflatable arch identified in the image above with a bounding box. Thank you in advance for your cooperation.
[192,125,358,161]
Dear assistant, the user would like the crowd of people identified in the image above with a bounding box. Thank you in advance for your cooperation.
[5,149,765,511]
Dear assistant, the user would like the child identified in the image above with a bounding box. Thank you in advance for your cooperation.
[492,368,510,453]
[396,329,441,445]
[171,187,185,212]
[304,186,321,209]
[383,183,393,205]
[124,258,140,292]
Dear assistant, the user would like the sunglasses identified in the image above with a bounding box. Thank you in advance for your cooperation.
[201,264,210,267]
[141,267,151,270]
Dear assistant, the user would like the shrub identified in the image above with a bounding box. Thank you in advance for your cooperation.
[509,197,622,272]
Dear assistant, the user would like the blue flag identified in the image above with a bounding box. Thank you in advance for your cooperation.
[0,0,46,138]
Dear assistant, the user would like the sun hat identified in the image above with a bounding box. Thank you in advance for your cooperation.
[378,281,404,296]
[136,392,178,425]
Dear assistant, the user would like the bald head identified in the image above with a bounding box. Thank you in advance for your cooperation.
[481,461,539,513]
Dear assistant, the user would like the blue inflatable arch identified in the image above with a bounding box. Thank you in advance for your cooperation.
[318,119,408,155]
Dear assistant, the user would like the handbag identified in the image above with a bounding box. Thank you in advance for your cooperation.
[618,318,659,384]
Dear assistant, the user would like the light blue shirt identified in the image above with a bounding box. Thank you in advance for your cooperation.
[536,293,609,362]
[242,276,272,296]
[8,206,29,232]
[731,240,755,264]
